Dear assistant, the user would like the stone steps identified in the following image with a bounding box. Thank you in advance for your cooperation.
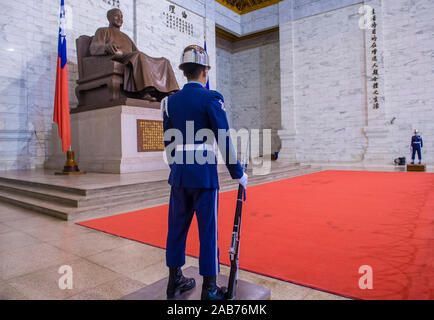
[0,189,172,221]
[0,176,87,196]
[0,179,170,208]
[0,175,169,197]
[0,163,318,221]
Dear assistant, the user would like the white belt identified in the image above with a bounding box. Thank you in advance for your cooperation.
[176,144,216,152]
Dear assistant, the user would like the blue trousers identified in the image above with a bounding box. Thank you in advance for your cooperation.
[166,187,220,276]
[412,146,422,161]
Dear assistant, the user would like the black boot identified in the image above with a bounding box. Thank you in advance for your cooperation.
[166,267,196,299]
[201,276,226,300]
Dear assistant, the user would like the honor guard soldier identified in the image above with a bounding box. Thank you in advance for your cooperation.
[411,130,423,164]
[161,45,248,300]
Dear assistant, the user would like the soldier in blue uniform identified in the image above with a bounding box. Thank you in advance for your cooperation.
[411,130,423,164]
[161,45,248,300]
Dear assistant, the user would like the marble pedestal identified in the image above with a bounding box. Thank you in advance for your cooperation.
[46,105,168,174]
[407,164,426,172]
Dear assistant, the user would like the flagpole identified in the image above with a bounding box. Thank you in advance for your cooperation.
[204,2,210,90]
[204,0,207,42]
[54,0,85,175]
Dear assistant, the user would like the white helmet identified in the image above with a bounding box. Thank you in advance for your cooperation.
[414,129,420,135]
[179,45,210,69]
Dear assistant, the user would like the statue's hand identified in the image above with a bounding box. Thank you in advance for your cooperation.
[113,49,124,59]
[105,43,118,55]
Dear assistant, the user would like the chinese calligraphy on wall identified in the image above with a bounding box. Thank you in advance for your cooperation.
[102,0,120,8]
[370,8,380,110]
[163,4,194,36]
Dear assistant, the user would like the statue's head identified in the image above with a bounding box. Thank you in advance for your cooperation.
[107,8,123,28]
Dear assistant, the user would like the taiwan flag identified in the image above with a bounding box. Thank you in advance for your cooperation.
[53,0,71,152]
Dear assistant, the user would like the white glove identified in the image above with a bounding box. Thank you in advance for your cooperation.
[238,172,248,190]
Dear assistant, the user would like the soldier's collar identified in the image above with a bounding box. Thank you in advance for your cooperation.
[185,81,205,88]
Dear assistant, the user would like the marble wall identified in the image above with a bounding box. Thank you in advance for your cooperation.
[292,4,367,162]
[135,0,212,90]
[215,43,234,126]
[216,31,282,155]
[382,0,434,164]
[278,0,434,165]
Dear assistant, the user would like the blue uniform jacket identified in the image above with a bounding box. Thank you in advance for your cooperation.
[162,82,243,189]
[411,135,423,149]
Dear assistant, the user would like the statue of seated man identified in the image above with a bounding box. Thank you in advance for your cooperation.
[89,8,180,101]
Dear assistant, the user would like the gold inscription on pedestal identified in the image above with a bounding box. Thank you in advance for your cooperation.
[137,120,165,152]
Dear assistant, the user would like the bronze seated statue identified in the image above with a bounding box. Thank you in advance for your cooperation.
[75,9,180,111]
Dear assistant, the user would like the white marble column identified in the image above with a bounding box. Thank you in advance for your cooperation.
[277,0,297,162]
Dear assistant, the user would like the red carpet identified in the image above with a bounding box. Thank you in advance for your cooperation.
[77,170,434,300]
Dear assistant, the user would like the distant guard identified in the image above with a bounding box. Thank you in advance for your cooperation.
[162,45,248,300]
[411,130,423,165]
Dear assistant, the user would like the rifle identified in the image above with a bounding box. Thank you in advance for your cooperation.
[225,139,249,300]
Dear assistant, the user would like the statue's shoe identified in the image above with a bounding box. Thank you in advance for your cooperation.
[143,93,158,102]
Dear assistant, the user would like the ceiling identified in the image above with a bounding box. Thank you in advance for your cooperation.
[216,0,282,15]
